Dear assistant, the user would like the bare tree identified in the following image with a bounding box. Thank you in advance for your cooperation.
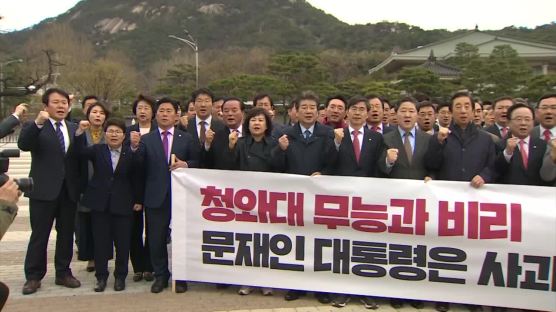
[0,49,63,97]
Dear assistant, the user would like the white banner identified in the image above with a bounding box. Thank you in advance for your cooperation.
[172,169,556,311]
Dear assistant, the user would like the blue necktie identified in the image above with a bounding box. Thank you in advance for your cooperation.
[55,122,65,154]
[304,129,311,140]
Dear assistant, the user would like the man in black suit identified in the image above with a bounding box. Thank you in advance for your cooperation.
[272,91,336,303]
[18,88,81,295]
[495,103,550,186]
[273,91,337,177]
[184,88,225,167]
[380,97,432,181]
[365,95,394,135]
[205,97,244,170]
[333,96,383,177]
[76,118,142,292]
[484,96,513,139]
[330,96,384,309]
[131,97,200,294]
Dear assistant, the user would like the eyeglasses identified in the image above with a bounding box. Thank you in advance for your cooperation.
[106,130,124,135]
[538,105,556,111]
[511,117,533,123]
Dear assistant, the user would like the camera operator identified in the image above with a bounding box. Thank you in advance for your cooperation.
[0,178,19,239]
[0,103,28,139]
[0,178,21,311]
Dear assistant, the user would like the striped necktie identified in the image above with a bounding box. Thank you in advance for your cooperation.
[55,122,65,154]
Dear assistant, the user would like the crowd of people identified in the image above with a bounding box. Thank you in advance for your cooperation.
[12,87,556,312]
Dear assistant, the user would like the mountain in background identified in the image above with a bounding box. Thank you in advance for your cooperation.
[4,0,554,68]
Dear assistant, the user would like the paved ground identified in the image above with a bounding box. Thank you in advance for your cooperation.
[0,145,523,312]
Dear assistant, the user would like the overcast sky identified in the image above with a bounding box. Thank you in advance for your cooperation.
[1,0,555,32]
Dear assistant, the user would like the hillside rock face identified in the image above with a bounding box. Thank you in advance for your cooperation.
[2,0,554,68]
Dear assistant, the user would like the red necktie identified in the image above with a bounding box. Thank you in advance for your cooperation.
[519,139,528,169]
[162,131,169,163]
[370,125,380,133]
[352,130,361,163]
[199,121,207,145]
[501,127,508,139]
[543,129,551,143]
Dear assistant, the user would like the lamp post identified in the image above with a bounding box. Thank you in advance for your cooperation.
[0,58,23,116]
[169,31,199,88]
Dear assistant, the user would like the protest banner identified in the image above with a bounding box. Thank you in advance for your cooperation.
[172,169,555,310]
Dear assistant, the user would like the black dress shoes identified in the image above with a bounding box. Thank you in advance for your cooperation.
[132,272,143,282]
[151,278,169,293]
[143,272,154,282]
[409,300,425,309]
[114,278,125,291]
[391,298,404,308]
[55,275,81,288]
[22,280,41,295]
[175,280,188,293]
[435,302,450,312]
[94,279,107,292]
[314,292,332,304]
[284,290,306,301]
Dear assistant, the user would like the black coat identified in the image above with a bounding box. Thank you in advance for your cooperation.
[77,137,142,215]
[425,122,497,183]
[271,123,337,176]
[228,135,279,172]
[334,127,384,177]
[18,120,80,201]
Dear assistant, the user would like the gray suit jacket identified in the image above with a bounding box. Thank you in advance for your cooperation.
[531,125,555,141]
[540,146,556,186]
[531,125,541,140]
[379,128,432,180]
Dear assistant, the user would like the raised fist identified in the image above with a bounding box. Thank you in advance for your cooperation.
[130,131,141,149]
[437,126,450,144]
[205,128,215,146]
[35,110,50,125]
[14,103,29,118]
[79,120,90,131]
[179,115,188,128]
[228,131,239,149]
[505,137,519,155]
[386,148,399,164]
[334,128,344,144]
[278,134,289,151]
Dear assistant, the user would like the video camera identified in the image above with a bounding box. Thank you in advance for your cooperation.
[0,149,33,193]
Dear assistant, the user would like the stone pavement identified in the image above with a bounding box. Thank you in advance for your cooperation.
[0,144,520,312]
